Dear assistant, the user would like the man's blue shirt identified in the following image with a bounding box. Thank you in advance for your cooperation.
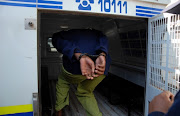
[52,29,111,75]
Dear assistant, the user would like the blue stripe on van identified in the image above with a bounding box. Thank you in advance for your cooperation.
[38,4,62,9]
[136,13,154,17]
[136,9,161,14]
[136,6,163,11]
[7,0,36,3]
[1,112,33,116]
[38,0,62,5]
[0,1,36,7]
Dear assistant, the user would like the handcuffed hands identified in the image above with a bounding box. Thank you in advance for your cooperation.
[75,53,106,80]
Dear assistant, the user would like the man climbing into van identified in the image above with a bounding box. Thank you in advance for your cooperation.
[52,29,111,116]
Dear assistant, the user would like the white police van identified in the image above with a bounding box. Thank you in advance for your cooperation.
[0,0,179,116]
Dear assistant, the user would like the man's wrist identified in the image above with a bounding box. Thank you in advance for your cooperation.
[99,52,106,58]
[74,53,88,61]
[78,53,88,61]
[75,52,106,61]
[74,53,81,60]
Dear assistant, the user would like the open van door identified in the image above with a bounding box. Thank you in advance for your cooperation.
[0,5,38,115]
[145,13,180,116]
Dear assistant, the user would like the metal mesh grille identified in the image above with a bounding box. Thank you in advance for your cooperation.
[167,15,180,94]
[119,29,146,58]
[149,14,180,94]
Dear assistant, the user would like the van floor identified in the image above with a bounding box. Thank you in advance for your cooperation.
[62,74,144,116]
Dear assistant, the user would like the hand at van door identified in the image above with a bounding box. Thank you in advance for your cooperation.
[95,53,106,76]
[149,91,174,114]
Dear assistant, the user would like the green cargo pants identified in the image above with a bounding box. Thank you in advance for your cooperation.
[55,66,105,116]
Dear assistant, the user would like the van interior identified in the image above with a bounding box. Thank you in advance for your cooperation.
[39,11,147,116]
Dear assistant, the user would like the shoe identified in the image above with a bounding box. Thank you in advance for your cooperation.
[56,110,62,116]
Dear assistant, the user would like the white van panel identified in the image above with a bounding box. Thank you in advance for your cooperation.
[0,6,37,107]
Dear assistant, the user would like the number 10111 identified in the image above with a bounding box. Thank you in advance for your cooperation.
[98,0,127,13]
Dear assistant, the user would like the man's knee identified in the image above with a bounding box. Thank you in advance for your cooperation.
[76,86,94,97]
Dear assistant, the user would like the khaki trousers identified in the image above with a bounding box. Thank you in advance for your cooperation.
[55,66,105,116]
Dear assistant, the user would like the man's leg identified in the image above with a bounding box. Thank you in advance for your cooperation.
[55,66,86,115]
[55,73,70,114]
[76,75,106,116]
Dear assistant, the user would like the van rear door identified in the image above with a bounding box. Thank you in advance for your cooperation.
[145,13,180,116]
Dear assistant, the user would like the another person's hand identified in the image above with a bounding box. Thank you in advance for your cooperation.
[95,53,106,76]
[149,91,174,114]
[75,53,95,79]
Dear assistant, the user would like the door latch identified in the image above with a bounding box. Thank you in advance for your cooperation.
[25,18,37,30]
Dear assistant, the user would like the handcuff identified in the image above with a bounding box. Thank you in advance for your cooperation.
[78,53,106,61]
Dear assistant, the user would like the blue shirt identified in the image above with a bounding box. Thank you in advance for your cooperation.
[52,29,111,75]
[148,90,180,116]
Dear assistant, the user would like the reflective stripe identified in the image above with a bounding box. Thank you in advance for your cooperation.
[0,1,63,9]
[0,104,33,115]
[0,2,36,8]
[38,0,63,5]
[0,112,33,116]
[7,0,36,3]
[38,4,62,9]
[136,13,154,17]
[135,5,163,17]
[136,5,163,11]
[136,9,161,14]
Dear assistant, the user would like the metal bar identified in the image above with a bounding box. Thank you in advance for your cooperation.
[33,93,39,116]
[165,15,171,91]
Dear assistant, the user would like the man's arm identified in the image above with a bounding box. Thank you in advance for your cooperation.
[95,52,106,76]
[148,112,165,116]
[148,91,174,116]
[149,90,180,116]
[95,31,108,55]
[164,91,180,116]
[95,31,108,76]
[52,32,81,61]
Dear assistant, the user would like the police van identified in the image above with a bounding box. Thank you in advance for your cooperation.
[0,0,179,116]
